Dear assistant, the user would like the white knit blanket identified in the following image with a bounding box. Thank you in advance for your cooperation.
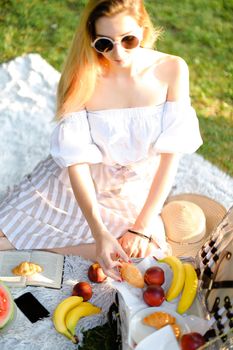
[0,54,232,350]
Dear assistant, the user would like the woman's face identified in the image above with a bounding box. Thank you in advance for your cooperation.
[94,12,143,67]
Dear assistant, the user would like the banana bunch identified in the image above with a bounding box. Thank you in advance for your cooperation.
[53,296,101,343]
[160,256,198,314]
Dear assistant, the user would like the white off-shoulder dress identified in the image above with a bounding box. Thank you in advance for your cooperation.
[0,101,203,250]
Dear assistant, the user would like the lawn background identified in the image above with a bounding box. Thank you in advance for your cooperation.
[0,0,232,176]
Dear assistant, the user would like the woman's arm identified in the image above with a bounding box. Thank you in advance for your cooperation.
[119,153,179,257]
[68,163,128,280]
[132,153,180,232]
[120,56,190,257]
[135,56,190,232]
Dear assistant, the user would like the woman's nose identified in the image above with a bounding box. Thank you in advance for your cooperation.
[112,42,125,57]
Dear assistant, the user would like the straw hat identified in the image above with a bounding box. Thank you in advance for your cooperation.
[161,193,227,258]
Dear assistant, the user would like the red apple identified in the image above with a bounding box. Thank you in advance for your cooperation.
[181,332,206,350]
[72,281,92,301]
[88,262,107,283]
[143,284,165,306]
[144,266,165,286]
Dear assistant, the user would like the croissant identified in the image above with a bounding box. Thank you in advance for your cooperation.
[12,261,43,276]
[143,311,176,329]
[120,262,144,288]
[171,323,181,339]
[143,311,181,339]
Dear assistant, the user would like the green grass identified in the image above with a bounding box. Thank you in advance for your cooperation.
[0,0,232,176]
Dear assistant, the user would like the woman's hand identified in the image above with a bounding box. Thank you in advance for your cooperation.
[95,231,129,281]
[119,229,170,259]
[118,231,152,258]
[119,215,171,258]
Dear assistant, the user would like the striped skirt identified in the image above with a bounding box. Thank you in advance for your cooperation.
[0,155,163,250]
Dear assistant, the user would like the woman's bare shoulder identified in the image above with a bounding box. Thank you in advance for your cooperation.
[144,49,188,79]
[141,49,189,99]
[154,50,189,98]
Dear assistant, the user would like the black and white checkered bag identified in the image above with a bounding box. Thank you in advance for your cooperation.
[197,206,233,345]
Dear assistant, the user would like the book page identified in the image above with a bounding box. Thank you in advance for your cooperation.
[26,251,64,289]
[0,250,31,287]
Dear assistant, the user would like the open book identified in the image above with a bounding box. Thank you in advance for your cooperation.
[0,250,65,289]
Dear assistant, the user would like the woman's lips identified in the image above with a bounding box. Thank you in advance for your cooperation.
[114,59,124,64]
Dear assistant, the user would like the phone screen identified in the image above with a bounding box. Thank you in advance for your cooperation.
[14,292,50,323]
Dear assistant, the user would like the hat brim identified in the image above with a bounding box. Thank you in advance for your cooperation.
[163,193,227,258]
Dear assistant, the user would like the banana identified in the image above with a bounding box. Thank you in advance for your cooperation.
[159,256,185,301]
[53,296,83,343]
[65,301,101,336]
[177,262,198,314]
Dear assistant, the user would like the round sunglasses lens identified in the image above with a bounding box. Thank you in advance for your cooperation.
[94,38,113,52]
[121,35,139,49]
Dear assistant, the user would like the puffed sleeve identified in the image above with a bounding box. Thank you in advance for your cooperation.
[153,100,203,153]
[50,110,103,168]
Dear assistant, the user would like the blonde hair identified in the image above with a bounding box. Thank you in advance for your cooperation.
[56,0,160,119]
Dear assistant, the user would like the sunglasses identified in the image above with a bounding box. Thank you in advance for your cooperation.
[91,33,142,53]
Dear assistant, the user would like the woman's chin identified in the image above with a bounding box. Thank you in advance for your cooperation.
[112,59,126,66]
[112,57,131,67]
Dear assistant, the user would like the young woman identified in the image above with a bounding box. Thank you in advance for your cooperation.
[0,0,202,280]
